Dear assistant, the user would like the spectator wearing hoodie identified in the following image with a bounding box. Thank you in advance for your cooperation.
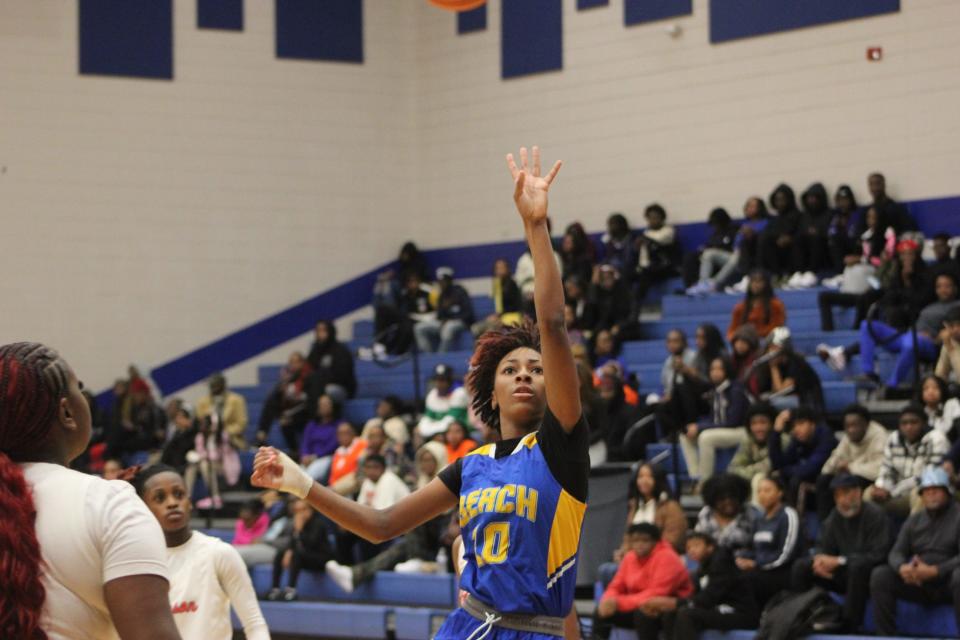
[586,264,634,338]
[414,267,475,353]
[634,204,682,301]
[684,207,739,295]
[594,523,693,640]
[729,403,789,502]
[867,172,915,234]
[786,182,832,286]
[755,327,825,414]
[759,184,803,279]
[729,325,761,391]
[665,532,760,640]
[306,320,357,403]
[816,404,888,521]
[768,406,837,509]
[601,212,638,282]
[826,185,863,273]
[559,221,597,284]
[415,364,469,441]
[680,356,749,483]
[866,405,950,517]
[735,475,801,608]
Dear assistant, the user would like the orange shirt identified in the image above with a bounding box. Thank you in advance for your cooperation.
[727,298,786,340]
[328,438,368,486]
[446,439,478,464]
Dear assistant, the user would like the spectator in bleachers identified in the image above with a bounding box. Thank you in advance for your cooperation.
[927,233,960,287]
[866,405,950,517]
[444,420,477,464]
[634,204,681,302]
[306,320,356,403]
[235,498,288,568]
[515,217,563,315]
[233,499,269,555]
[759,184,803,281]
[735,475,801,608]
[105,377,164,459]
[695,473,758,554]
[870,466,960,636]
[102,458,123,480]
[769,406,835,511]
[564,302,587,348]
[684,207,738,295]
[791,473,891,633]
[373,271,433,355]
[359,422,412,482]
[816,404,887,521]
[361,395,410,449]
[729,325,761,387]
[601,212,637,282]
[256,351,313,452]
[726,269,786,341]
[935,306,960,383]
[667,532,760,640]
[415,364,469,441]
[825,185,862,272]
[327,422,367,496]
[854,271,960,388]
[591,329,628,378]
[868,172,915,234]
[817,205,890,331]
[196,372,249,451]
[471,258,523,336]
[300,394,345,482]
[621,463,687,554]
[266,499,336,602]
[793,182,833,279]
[397,241,431,283]
[356,454,410,510]
[563,275,590,336]
[593,523,693,640]
[187,406,242,510]
[160,402,199,474]
[560,222,596,284]
[415,267,474,353]
[414,441,448,489]
[597,365,647,462]
[680,356,748,485]
[755,327,825,413]
[721,197,771,293]
[655,329,699,436]
[729,403,788,501]
[586,264,633,339]
[917,374,960,438]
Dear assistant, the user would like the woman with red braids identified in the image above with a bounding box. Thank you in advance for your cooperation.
[0,342,181,640]
[253,147,589,639]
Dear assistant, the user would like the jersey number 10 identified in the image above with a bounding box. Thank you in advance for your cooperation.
[472,522,510,567]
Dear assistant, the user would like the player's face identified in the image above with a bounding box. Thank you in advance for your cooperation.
[143,471,192,534]
[492,347,546,425]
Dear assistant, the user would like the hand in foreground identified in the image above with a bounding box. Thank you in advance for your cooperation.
[505,146,562,225]
[597,598,618,619]
[251,446,313,499]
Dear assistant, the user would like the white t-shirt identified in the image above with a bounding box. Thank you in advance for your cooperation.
[357,469,411,510]
[167,530,270,640]
[22,462,169,640]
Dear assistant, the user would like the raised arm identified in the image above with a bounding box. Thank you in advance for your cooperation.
[506,146,581,430]
[252,447,457,543]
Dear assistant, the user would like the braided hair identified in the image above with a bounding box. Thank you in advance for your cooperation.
[467,321,541,432]
[0,342,71,640]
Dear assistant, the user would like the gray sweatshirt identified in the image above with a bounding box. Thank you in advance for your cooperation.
[888,500,960,578]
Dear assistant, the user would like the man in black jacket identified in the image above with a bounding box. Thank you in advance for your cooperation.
[656,532,759,640]
[307,320,357,402]
[869,466,960,635]
[414,267,475,353]
[791,473,891,631]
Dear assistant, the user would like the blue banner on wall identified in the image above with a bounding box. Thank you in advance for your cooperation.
[79,0,173,79]
[710,0,899,43]
[198,0,244,30]
[578,0,609,9]
[276,0,363,63]
[458,4,487,34]
[625,0,691,26]
[502,0,562,79]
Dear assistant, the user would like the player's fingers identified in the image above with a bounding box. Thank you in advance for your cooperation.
[519,147,528,172]
[514,171,525,201]
[506,153,519,179]
[532,146,541,177]
[544,160,562,186]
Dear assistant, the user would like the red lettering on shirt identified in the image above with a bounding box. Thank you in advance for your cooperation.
[171,601,198,614]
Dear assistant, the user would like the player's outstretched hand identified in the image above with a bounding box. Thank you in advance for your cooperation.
[505,146,561,225]
[251,446,312,499]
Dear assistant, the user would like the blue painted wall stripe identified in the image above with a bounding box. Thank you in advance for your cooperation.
[578,0,609,9]
[79,0,173,79]
[501,0,562,79]
[276,0,363,63]
[148,196,960,394]
[457,4,487,34]
[624,0,691,26]
[198,0,244,30]
[709,0,899,44]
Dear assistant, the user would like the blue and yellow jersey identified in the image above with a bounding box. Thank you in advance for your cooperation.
[438,409,590,617]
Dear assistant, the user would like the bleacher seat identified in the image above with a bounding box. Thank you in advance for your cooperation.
[239,601,390,638]
[393,606,453,640]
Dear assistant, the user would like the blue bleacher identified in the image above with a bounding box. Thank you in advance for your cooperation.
[240,601,391,638]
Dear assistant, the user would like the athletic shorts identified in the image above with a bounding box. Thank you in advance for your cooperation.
[433,608,561,640]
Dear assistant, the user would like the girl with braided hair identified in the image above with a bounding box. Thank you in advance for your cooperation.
[253,147,589,639]
[0,342,180,640]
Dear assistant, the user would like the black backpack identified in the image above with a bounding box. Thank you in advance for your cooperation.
[755,587,843,640]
